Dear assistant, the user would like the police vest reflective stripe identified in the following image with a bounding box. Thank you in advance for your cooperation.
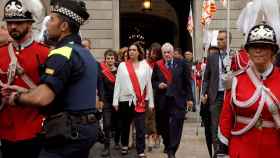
[49,46,72,59]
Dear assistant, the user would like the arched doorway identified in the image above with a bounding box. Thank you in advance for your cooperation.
[119,0,179,49]
[119,0,192,52]
[120,13,177,48]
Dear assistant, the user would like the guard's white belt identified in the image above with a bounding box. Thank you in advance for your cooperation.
[236,116,275,128]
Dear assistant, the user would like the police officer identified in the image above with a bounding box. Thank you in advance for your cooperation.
[2,0,98,158]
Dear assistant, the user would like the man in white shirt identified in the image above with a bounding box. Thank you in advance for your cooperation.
[201,30,231,157]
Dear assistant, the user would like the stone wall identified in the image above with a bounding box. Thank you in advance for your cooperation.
[82,0,118,59]
[209,0,250,49]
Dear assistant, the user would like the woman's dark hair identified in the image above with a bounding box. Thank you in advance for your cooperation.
[119,47,128,61]
[149,42,162,61]
[104,49,118,60]
[128,41,145,61]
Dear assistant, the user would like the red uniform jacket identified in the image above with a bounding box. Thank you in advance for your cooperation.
[0,42,49,141]
[219,67,280,158]
[231,49,249,72]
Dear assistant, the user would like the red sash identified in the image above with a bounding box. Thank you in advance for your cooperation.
[100,62,116,83]
[156,59,172,83]
[147,61,155,69]
[125,61,146,113]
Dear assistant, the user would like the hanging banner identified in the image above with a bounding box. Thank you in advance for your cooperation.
[201,0,217,28]
[187,5,194,36]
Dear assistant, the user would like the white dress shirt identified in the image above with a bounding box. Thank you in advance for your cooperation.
[113,60,154,108]
[218,53,226,91]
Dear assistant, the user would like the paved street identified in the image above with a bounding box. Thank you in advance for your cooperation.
[90,112,209,158]
[0,112,209,158]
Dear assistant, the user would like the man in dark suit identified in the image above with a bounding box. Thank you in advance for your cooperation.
[152,43,193,158]
[201,30,231,157]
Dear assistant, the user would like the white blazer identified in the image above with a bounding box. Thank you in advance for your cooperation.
[112,60,154,108]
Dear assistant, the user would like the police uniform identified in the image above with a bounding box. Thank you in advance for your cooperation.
[0,0,49,158]
[38,1,98,158]
[218,23,280,158]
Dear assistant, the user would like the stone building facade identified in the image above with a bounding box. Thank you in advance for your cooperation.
[0,0,250,60]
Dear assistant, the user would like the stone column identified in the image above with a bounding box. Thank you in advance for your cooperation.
[193,0,204,60]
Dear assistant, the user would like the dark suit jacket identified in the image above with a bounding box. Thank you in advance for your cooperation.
[152,59,193,113]
[202,53,221,106]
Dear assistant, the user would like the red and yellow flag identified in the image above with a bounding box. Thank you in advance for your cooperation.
[201,0,217,28]
[187,5,194,36]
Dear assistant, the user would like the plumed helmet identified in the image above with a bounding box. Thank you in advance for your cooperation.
[245,22,279,52]
[3,0,33,22]
[3,0,44,23]
[50,0,90,26]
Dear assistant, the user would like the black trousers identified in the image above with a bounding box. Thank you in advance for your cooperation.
[134,112,146,154]
[155,107,170,149]
[39,123,97,158]
[210,91,224,156]
[119,101,146,154]
[111,109,121,145]
[200,101,213,158]
[119,101,134,147]
[102,101,113,147]
[1,137,42,158]
[167,97,185,154]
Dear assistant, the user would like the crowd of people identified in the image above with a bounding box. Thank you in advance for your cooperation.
[96,41,195,158]
[0,0,280,158]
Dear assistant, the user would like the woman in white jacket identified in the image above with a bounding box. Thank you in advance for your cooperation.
[113,42,154,158]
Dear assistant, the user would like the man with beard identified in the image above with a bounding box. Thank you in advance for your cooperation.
[2,0,98,157]
[97,49,118,157]
[0,0,49,158]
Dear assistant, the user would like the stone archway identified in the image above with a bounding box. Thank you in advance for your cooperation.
[120,13,177,48]
[120,0,179,48]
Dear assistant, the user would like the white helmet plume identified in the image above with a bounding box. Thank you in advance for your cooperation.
[237,0,280,45]
[37,16,50,42]
[237,1,257,37]
[21,0,44,23]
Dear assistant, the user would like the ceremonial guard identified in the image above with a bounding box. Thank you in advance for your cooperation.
[2,0,98,158]
[217,22,280,158]
[0,0,49,157]
[98,49,118,157]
